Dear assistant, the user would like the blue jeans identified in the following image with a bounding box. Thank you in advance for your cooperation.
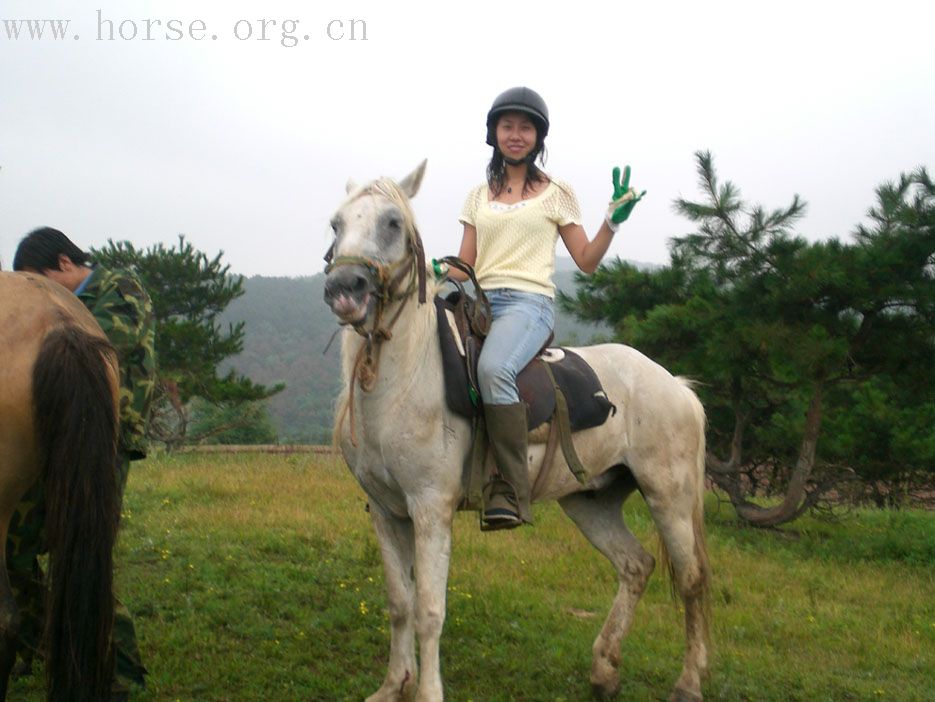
[477,289,555,405]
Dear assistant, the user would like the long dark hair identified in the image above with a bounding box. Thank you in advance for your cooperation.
[486,142,548,198]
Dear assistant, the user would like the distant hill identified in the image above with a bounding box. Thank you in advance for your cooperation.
[220,261,620,443]
[220,275,340,443]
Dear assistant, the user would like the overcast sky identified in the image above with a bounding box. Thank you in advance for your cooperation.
[2,0,932,277]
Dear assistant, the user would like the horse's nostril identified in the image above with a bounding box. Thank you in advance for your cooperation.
[324,266,372,304]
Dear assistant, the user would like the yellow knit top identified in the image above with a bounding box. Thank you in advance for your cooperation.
[459,178,582,298]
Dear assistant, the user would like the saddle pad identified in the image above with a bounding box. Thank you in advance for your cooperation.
[437,296,477,418]
[518,349,615,432]
[435,296,615,432]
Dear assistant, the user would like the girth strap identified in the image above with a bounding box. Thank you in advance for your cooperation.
[541,362,590,484]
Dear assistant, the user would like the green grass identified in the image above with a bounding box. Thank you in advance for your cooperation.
[9,453,934,701]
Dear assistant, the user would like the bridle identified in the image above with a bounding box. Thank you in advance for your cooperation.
[324,179,428,443]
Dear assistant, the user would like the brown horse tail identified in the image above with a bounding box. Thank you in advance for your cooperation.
[33,324,121,702]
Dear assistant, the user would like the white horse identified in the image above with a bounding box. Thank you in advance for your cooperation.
[322,161,711,702]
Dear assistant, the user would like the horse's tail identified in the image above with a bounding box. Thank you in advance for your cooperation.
[33,324,121,702]
[686,385,712,649]
[658,380,712,645]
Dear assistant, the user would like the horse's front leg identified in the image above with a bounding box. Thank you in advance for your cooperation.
[411,501,455,702]
[367,502,418,702]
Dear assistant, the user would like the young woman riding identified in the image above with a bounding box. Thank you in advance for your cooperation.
[449,86,644,530]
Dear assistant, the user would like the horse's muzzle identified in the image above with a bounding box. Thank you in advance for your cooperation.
[324,265,377,325]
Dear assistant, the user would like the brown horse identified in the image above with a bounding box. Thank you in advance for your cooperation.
[0,271,122,701]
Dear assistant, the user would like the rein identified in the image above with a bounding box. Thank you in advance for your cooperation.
[325,179,428,444]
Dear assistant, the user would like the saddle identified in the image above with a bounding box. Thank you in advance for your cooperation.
[436,293,615,430]
[434,258,616,507]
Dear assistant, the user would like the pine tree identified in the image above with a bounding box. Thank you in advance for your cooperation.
[93,235,284,447]
[561,154,934,521]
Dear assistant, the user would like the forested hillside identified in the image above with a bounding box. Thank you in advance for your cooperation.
[220,260,614,442]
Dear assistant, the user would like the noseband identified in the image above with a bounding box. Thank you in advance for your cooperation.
[325,180,428,443]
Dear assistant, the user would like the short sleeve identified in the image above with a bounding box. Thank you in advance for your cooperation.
[544,180,582,226]
[458,184,484,226]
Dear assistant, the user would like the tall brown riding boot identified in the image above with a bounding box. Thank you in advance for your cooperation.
[482,402,533,531]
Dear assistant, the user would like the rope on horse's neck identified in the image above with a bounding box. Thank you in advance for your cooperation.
[343,269,416,446]
[352,264,413,388]
[346,291,410,445]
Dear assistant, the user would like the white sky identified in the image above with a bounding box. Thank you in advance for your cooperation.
[1,0,932,276]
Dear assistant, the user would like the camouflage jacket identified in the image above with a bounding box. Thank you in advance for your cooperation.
[78,266,156,459]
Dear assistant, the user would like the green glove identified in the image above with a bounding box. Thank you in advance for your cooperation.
[606,165,646,230]
[431,258,449,281]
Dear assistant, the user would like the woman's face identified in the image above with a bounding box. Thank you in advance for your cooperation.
[496,112,538,161]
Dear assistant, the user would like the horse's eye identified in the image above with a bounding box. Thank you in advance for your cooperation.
[388,217,401,230]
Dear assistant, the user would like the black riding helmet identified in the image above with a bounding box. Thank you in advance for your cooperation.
[485,87,550,146]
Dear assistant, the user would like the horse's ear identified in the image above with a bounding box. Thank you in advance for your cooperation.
[398,159,427,199]
[345,178,358,194]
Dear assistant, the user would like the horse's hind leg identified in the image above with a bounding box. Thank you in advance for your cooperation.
[367,502,417,702]
[0,543,20,700]
[642,481,710,702]
[559,472,655,700]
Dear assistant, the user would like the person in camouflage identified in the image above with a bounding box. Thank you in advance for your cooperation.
[12,227,156,698]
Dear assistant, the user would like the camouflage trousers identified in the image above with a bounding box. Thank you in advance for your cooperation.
[5,455,147,692]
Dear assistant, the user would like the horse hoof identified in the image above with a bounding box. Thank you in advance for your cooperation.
[591,681,621,700]
[366,682,416,702]
[590,655,620,700]
[668,687,702,702]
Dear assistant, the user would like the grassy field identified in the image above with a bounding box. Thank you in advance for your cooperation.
[9,452,934,701]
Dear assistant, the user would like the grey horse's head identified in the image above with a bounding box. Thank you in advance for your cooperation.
[323,160,427,327]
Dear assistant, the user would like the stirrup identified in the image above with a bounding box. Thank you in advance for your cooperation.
[481,508,522,531]
[481,489,523,531]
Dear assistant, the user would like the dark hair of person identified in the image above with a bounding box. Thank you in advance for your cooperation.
[486,140,549,198]
[12,227,90,272]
